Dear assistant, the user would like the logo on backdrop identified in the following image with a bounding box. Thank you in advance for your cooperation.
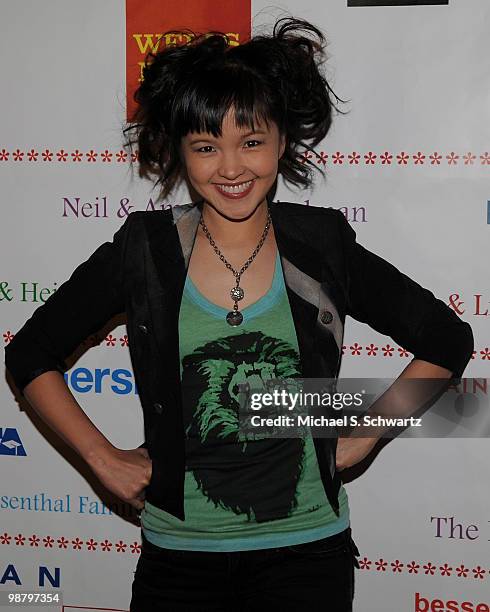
[125,0,251,121]
[63,367,139,395]
[0,427,27,457]
[0,428,26,456]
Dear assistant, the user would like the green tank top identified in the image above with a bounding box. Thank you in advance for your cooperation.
[141,249,349,551]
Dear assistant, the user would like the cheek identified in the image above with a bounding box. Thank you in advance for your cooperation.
[184,157,208,183]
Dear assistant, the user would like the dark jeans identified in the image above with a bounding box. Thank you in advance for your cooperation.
[130,527,361,611]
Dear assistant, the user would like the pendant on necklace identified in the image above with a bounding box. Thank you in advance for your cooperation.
[227,284,245,326]
[226,310,243,326]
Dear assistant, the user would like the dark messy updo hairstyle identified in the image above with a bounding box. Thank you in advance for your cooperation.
[123,16,348,201]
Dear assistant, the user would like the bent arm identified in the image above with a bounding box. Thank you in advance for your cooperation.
[22,370,115,465]
[333,211,474,440]
[4,215,133,461]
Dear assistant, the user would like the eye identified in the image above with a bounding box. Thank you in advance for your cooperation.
[195,145,215,154]
[244,140,262,148]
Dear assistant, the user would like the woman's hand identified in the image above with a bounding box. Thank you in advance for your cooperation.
[335,436,378,471]
[86,446,152,511]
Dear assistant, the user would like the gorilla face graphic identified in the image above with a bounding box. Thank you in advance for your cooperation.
[181,330,305,522]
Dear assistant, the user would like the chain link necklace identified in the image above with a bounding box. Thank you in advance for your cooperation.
[198,207,272,326]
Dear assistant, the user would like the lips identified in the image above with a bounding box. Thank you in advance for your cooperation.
[214,179,255,199]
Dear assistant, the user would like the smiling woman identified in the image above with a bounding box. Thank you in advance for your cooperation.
[4,12,473,612]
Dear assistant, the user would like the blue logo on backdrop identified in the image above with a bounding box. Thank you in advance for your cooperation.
[0,428,26,456]
[63,367,138,395]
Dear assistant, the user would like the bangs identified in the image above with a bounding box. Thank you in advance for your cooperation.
[170,64,280,140]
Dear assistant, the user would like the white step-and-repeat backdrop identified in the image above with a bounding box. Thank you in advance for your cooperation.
[1,1,488,610]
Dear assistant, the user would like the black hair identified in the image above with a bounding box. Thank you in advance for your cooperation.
[123,16,349,201]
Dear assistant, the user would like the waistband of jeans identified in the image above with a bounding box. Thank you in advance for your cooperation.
[305,526,352,548]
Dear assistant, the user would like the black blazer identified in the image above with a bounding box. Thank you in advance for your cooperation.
[4,198,474,520]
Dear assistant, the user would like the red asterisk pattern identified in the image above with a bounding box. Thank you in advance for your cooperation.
[364,152,376,165]
[105,333,117,347]
[397,152,410,165]
[423,562,437,575]
[317,151,328,165]
[0,148,487,168]
[350,343,362,356]
[359,557,371,570]
[100,539,113,552]
[382,344,394,357]
[472,566,486,579]
[72,537,83,550]
[407,561,420,574]
[3,330,14,343]
[115,540,128,553]
[429,152,442,165]
[300,151,312,164]
[2,532,489,579]
[380,151,392,165]
[29,535,41,547]
[348,152,360,164]
[440,563,452,576]
[86,538,98,551]
[130,541,142,554]
[455,564,469,578]
[366,343,378,356]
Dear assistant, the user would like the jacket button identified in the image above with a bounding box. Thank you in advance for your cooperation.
[153,402,163,414]
[320,309,334,324]
[138,324,148,334]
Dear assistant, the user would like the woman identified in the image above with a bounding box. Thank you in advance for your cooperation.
[4,17,473,612]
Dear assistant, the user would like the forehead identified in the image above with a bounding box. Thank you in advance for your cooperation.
[183,106,274,139]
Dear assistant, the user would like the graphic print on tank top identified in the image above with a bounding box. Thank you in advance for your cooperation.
[181,329,305,523]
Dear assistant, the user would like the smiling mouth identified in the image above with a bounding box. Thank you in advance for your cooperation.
[215,180,254,194]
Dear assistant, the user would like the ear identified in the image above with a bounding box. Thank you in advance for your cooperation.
[279,133,286,160]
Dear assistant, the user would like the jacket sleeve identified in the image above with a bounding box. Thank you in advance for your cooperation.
[335,210,474,379]
[4,214,133,397]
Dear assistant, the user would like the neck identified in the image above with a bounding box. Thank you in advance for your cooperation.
[200,198,270,249]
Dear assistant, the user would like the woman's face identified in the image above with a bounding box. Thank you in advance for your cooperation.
[180,106,285,220]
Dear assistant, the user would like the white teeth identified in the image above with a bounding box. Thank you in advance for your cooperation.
[217,180,253,194]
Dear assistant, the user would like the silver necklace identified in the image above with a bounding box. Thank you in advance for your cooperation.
[199,208,272,326]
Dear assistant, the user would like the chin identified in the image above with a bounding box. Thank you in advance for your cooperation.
[202,192,268,215]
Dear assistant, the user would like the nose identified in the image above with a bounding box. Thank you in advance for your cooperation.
[217,151,246,181]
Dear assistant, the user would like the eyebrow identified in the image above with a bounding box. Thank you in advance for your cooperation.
[187,129,268,145]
